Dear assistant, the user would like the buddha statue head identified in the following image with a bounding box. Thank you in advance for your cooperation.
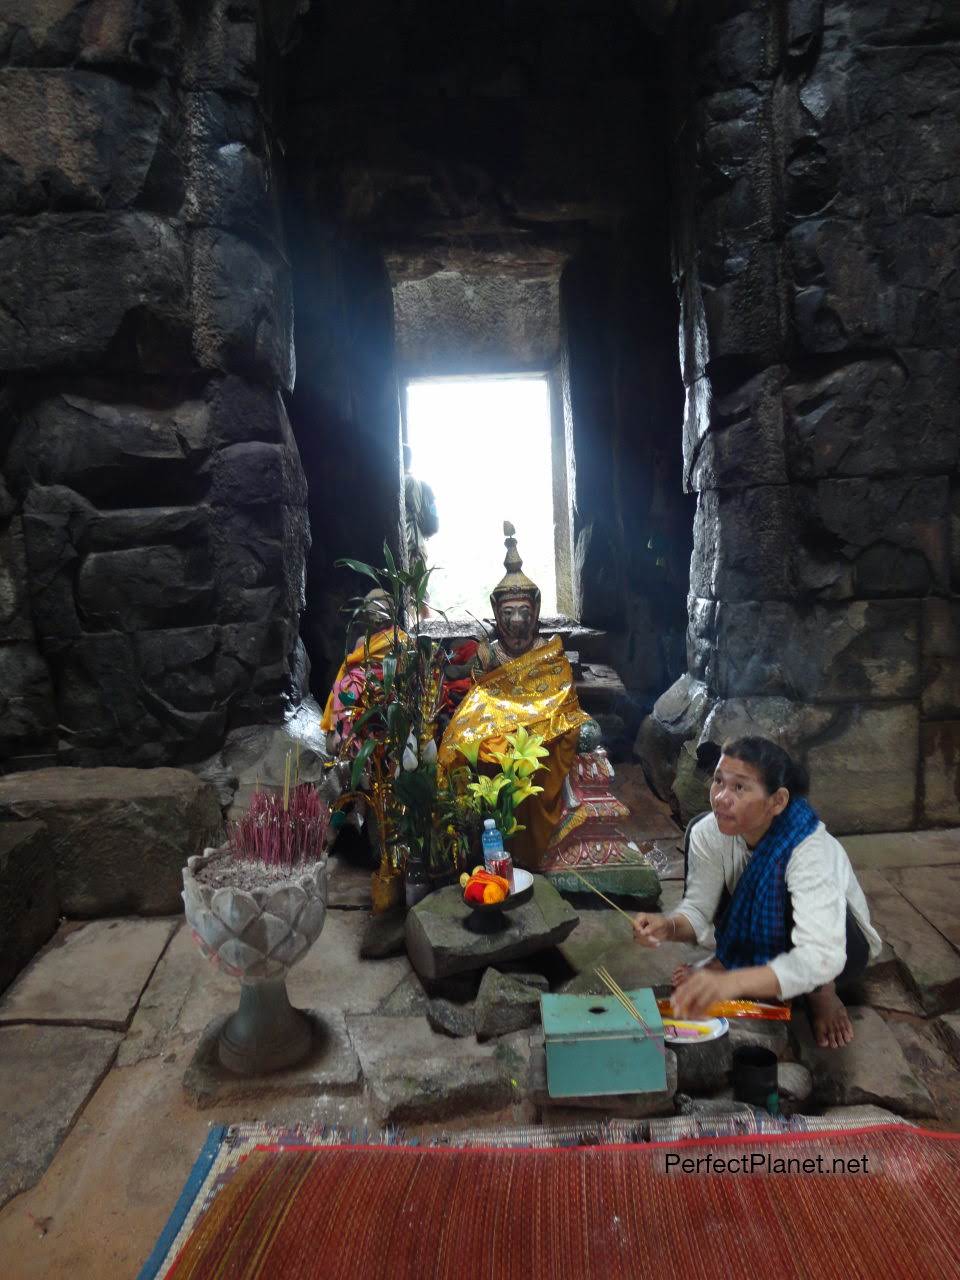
[490,522,541,659]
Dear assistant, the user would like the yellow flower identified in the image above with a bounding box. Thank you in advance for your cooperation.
[504,726,549,777]
[512,779,545,806]
[457,741,482,770]
[467,774,510,807]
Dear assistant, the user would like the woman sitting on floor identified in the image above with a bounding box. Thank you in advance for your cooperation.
[632,736,881,1048]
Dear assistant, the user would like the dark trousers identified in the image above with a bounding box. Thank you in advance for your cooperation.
[683,812,870,990]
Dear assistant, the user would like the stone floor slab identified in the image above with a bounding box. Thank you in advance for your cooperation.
[883,865,960,950]
[859,870,960,1015]
[0,918,178,1030]
[326,857,372,909]
[182,1007,360,1109]
[0,1024,121,1208]
[792,1006,934,1117]
[146,910,411,1057]
[841,828,960,872]
[888,1017,960,1128]
[406,876,579,981]
[557,906,634,974]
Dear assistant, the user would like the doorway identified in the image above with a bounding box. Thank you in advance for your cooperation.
[403,374,564,621]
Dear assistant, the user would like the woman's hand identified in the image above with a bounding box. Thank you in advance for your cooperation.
[669,968,735,1018]
[632,913,673,948]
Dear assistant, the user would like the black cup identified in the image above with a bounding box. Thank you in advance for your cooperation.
[732,1045,779,1114]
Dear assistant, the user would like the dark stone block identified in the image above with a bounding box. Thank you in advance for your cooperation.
[212,503,306,625]
[0,214,190,374]
[211,441,306,509]
[922,599,960,720]
[701,243,781,365]
[0,517,32,642]
[696,89,774,243]
[208,375,290,446]
[0,71,172,214]
[52,631,227,764]
[712,598,920,701]
[19,485,91,641]
[0,643,55,759]
[796,46,960,221]
[186,93,281,244]
[921,721,960,825]
[183,3,260,96]
[784,352,960,480]
[691,485,793,602]
[0,0,182,74]
[690,3,778,90]
[77,545,216,631]
[0,767,221,916]
[690,366,786,491]
[841,1,960,47]
[789,216,960,352]
[8,391,212,506]
[85,505,213,553]
[191,229,294,391]
[0,821,58,995]
[792,477,949,598]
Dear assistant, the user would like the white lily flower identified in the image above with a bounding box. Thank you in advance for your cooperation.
[421,738,438,764]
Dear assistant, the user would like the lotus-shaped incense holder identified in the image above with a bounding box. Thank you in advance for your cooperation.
[182,845,328,1075]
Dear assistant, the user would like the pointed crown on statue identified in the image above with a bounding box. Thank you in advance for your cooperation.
[491,521,541,609]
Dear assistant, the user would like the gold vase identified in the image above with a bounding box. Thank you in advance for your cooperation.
[371,865,402,914]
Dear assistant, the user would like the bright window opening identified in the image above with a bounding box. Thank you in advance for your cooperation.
[405,375,558,621]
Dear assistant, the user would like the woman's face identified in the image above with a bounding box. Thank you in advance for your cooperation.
[710,754,788,844]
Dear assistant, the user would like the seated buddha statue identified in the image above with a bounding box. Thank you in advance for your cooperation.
[438,523,617,872]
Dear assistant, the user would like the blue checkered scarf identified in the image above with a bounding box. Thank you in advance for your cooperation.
[714,797,821,971]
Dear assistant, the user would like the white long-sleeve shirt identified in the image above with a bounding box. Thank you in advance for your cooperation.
[675,813,882,1001]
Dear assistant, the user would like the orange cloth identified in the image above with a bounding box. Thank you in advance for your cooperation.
[438,636,589,871]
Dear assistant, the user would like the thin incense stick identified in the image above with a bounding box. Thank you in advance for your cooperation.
[597,967,644,1023]
[568,869,636,924]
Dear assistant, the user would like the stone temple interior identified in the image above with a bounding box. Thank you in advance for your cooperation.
[2,2,960,1277]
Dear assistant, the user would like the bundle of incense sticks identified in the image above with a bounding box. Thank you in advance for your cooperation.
[657,997,791,1022]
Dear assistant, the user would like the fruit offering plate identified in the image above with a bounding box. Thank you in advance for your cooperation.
[463,867,534,913]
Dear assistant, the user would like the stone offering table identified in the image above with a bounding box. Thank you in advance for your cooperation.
[405,876,579,981]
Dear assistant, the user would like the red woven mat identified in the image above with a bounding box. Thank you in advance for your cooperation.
[165,1126,960,1280]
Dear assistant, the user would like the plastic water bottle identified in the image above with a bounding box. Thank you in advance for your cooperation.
[481,818,504,870]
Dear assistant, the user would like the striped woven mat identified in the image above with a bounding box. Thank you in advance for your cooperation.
[140,1120,960,1280]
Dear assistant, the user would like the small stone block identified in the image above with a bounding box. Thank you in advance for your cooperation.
[346,1013,515,1123]
[475,969,542,1040]
[182,1007,361,1109]
[0,820,59,995]
[405,876,578,981]
[793,1006,934,1118]
[426,998,474,1038]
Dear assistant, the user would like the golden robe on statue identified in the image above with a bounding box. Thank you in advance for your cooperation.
[437,635,589,870]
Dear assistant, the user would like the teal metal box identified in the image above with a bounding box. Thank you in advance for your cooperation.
[540,989,666,1098]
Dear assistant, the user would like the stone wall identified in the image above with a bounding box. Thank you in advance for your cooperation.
[0,1,309,768]
[638,0,960,831]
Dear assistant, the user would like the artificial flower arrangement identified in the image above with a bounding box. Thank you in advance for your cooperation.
[327,544,449,909]
[456,726,549,839]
